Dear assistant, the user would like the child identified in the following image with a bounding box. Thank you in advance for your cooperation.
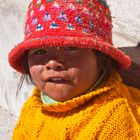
[8,0,140,139]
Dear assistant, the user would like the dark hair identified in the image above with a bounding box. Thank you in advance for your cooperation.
[16,49,119,97]
[16,52,33,98]
[95,50,119,71]
[23,51,34,84]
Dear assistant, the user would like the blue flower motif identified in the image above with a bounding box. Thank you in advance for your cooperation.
[44,12,51,21]
[58,12,68,21]
[75,16,82,24]
[36,24,43,31]
[32,17,38,25]
[99,0,108,7]
[50,22,59,29]
[67,23,75,30]
[83,28,89,34]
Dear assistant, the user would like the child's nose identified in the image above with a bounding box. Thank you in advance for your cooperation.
[45,59,66,71]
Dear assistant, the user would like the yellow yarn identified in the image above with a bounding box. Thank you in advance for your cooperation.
[12,70,140,140]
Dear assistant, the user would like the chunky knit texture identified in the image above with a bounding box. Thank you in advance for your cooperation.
[8,0,131,73]
[12,70,140,140]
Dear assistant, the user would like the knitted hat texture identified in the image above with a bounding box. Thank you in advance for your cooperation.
[8,0,131,73]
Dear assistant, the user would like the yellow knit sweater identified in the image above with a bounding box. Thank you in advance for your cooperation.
[12,70,140,140]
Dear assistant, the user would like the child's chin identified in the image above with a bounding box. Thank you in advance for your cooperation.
[49,94,73,102]
[44,84,77,101]
[46,90,75,102]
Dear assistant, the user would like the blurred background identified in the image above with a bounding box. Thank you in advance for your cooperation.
[0,0,140,139]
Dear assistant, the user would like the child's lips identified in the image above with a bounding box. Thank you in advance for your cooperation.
[45,76,70,84]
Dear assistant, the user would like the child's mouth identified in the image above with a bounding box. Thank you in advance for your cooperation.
[46,77,70,84]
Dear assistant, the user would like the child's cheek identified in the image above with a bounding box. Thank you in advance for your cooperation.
[29,65,43,84]
[70,68,81,82]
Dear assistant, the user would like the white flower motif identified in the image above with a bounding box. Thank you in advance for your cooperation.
[83,7,90,15]
[40,5,45,11]
[30,10,34,16]
[37,0,41,5]
[69,3,75,10]
[53,2,60,8]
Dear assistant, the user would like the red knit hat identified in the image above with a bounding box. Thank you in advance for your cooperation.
[8,0,131,73]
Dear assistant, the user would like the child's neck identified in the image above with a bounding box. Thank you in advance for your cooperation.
[41,92,59,104]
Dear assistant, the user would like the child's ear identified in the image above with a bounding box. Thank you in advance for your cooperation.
[106,58,112,67]
[95,50,118,71]
[101,57,110,72]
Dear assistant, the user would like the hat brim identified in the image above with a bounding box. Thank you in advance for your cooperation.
[8,35,131,73]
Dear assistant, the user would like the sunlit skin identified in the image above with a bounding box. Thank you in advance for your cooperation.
[28,47,101,102]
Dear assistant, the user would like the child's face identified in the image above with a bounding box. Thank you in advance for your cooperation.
[28,47,100,101]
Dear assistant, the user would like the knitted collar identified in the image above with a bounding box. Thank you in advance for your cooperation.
[32,69,121,112]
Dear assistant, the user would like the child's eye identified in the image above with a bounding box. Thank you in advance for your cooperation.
[32,49,47,55]
[64,47,78,51]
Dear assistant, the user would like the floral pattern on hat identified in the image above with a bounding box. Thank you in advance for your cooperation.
[24,0,112,43]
